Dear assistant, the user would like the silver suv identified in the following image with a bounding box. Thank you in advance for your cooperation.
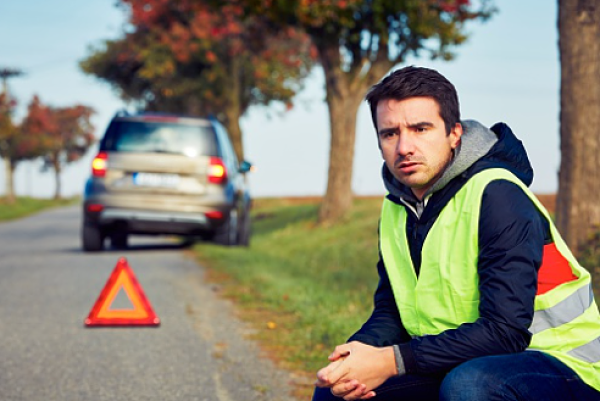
[81,112,252,252]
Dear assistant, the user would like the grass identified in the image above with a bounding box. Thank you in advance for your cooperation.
[192,195,600,398]
[578,228,600,300]
[0,196,79,222]
[192,197,383,398]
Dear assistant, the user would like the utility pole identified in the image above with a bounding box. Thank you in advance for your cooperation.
[0,68,23,95]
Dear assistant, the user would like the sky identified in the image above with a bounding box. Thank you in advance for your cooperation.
[0,1,559,199]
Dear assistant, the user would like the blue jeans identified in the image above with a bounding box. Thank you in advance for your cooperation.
[311,351,600,401]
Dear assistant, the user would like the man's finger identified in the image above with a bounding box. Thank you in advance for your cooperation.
[341,383,368,401]
[329,343,353,361]
[358,390,376,400]
[315,358,345,386]
[325,359,350,386]
[330,380,362,399]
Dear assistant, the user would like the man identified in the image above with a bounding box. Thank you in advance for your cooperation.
[312,66,600,401]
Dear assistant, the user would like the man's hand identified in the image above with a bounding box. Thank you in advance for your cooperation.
[315,342,397,400]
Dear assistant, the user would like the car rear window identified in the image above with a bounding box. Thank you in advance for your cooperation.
[101,119,218,157]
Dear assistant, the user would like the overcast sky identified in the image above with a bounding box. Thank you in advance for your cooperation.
[0,1,559,198]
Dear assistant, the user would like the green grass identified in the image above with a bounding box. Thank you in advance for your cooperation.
[0,196,79,222]
[193,196,600,397]
[578,229,600,300]
[193,197,383,390]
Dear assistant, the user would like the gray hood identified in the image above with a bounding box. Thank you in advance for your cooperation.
[383,120,498,204]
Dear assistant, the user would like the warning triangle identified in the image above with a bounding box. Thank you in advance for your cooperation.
[85,257,160,327]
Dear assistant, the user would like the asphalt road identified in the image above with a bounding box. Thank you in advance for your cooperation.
[0,205,302,401]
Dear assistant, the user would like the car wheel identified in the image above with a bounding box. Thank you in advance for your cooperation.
[82,224,104,252]
[110,232,129,249]
[237,209,251,247]
[213,210,238,246]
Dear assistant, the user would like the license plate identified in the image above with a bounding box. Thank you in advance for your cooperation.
[133,172,180,188]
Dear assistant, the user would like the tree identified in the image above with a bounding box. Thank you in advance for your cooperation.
[555,0,600,254]
[239,0,494,224]
[81,0,315,161]
[0,68,25,203]
[43,105,95,200]
[0,94,51,202]
[0,92,19,202]
[20,96,95,200]
[0,94,95,202]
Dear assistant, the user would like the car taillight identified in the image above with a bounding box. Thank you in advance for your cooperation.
[208,157,227,184]
[92,152,108,177]
[87,204,104,212]
[205,210,224,219]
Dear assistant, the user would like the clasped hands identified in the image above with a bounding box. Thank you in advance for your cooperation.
[315,341,397,400]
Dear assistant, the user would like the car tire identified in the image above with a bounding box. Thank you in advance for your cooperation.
[213,210,238,246]
[82,225,104,252]
[237,209,251,247]
[110,232,129,249]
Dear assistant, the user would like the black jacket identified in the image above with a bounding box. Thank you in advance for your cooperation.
[348,122,551,375]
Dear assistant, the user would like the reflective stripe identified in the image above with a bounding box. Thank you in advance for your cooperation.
[568,336,600,363]
[530,284,593,334]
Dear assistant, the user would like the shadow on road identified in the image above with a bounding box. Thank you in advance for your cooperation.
[62,237,199,254]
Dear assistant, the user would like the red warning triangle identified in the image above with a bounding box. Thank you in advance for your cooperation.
[85,257,160,327]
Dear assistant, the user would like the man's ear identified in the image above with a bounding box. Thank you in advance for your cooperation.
[450,122,463,149]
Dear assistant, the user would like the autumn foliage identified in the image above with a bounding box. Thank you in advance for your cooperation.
[0,94,95,200]
[81,0,315,160]
[235,0,495,224]
[81,0,494,222]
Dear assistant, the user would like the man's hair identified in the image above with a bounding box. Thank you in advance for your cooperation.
[366,66,460,134]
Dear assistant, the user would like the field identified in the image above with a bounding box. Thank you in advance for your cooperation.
[0,196,79,222]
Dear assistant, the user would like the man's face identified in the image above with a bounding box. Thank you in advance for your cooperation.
[376,97,462,200]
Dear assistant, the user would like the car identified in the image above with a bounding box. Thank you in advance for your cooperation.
[81,111,252,252]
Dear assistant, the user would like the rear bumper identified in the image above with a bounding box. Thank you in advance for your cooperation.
[84,206,222,236]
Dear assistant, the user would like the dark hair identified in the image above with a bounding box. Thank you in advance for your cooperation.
[366,66,460,134]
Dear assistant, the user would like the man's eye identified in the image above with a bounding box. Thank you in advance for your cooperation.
[416,127,427,133]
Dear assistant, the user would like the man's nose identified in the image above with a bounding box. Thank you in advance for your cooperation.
[396,133,414,156]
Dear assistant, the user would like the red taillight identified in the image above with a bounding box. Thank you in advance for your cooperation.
[87,204,104,213]
[92,152,108,177]
[208,157,227,184]
[205,210,224,219]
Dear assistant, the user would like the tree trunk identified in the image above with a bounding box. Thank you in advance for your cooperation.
[223,54,244,162]
[317,43,370,225]
[4,157,15,203]
[556,0,600,254]
[223,114,244,162]
[53,157,62,200]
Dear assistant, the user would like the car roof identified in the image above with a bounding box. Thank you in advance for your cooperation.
[114,112,213,127]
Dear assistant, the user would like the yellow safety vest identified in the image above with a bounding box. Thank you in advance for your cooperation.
[380,168,600,391]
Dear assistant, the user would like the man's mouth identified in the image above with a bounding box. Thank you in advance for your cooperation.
[396,161,419,169]
[394,160,422,175]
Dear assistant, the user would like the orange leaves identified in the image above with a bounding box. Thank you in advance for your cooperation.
[191,10,213,39]
[21,95,57,139]
[205,51,217,63]
[0,92,17,115]
[126,0,172,26]
[0,93,19,158]
[16,96,95,163]
[438,0,472,13]
[82,0,316,124]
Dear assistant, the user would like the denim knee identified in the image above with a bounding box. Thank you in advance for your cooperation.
[439,359,504,401]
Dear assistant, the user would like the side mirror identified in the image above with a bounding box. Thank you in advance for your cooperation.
[239,160,253,174]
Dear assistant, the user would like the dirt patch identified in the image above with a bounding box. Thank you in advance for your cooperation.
[535,193,556,215]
